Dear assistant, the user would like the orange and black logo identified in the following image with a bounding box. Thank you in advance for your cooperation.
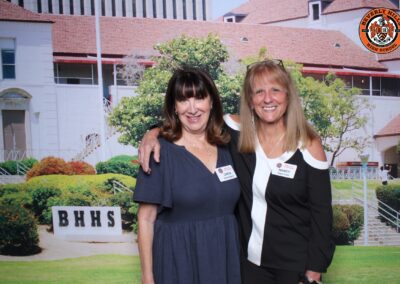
[359,8,400,54]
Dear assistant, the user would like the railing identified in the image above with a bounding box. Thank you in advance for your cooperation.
[111,180,133,194]
[72,98,117,161]
[330,167,379,180]
[0,166,11,176]
[16,161,30,175]
[350,182,400,233]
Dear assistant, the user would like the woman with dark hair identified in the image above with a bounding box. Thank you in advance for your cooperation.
[134,67,241,284]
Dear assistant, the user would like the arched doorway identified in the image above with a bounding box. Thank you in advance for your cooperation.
[0,88,31,161]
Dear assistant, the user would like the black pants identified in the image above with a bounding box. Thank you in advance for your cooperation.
[242,257,302,284]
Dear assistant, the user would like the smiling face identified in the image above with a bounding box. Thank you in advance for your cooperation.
[175,96,212,135]
[251,76,288,126]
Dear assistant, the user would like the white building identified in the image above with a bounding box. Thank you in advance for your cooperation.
[6,0,213,21]
[223,0,400,176]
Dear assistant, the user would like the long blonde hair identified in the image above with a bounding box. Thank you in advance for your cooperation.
[239,60,317,153]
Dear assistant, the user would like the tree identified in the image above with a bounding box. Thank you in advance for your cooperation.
[109,34,241,147]
[297,72,372,166]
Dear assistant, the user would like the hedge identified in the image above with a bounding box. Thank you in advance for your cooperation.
[96,160,139,178]
[332,204,364,245]
[0,204,41,256]
[376,184,400,228]
[0,174,136,228]
[0,158,38,175]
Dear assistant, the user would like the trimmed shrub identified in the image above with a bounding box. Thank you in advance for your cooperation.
[31,187,62,223]
[0,204,41,256]
[376,184,400,227]
[332,204,364,245]
[26,156,72,180]
[107,191,136,230]
[0,158,38,175]
[67,161,96,175]
[0,191,32,211]
[109,155,137,163]
[42,193,94,225]
[96,160,139,178]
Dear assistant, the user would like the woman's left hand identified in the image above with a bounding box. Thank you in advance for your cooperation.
[305,270,322,283]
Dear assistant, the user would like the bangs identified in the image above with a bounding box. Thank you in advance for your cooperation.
[174,75,209,101]
[250,66,288,93]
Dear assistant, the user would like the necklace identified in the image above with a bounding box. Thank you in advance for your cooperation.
[260,133,285,157]
[182,137,214,156]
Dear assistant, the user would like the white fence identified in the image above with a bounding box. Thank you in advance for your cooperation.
[330,167,379,180]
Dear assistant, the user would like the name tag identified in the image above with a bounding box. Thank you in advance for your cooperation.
[272,162,297,179]
[216,165,237,182]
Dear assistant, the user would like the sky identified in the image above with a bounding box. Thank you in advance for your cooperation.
[212,0,247,19]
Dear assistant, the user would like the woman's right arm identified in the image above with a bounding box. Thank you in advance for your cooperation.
[138,128,161,173]
[137,203,158,284]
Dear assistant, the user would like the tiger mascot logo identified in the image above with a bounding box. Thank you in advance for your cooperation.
[359,8,400,54]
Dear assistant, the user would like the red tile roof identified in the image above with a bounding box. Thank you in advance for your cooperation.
[228,0,308,24]
[377,48,400,61]
[0,0,51,23]
[46,15,386,71]
[323,0,398,14]
[374,114,400,138]
[224,0,398,24]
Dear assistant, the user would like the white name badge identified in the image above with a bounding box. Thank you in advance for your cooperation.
[272,162,297,179]
[216,165,237,182]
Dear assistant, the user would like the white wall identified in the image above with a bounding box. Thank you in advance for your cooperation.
[330,95,400,166]
[0,21,59,161]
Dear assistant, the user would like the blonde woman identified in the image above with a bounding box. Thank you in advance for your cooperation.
[139,60,335,284]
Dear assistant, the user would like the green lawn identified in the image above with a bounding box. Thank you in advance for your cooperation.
[1,246,400,283]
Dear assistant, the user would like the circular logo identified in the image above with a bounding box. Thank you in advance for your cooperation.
[359,8,400,54]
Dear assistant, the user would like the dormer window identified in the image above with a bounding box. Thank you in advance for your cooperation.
[312,3,320,20]
[224,16,235,23]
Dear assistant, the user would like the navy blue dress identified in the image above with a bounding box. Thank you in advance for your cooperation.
[134,138,241,284]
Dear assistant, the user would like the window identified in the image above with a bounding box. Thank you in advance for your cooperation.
[152,0,157,18]
[202,0,206,20]
[163,0,167,18]
[112,0,116,16]
[91,0,95,15]
[101,0,105,16]
[353,76,369,95]
[372,77,381,96]
[37,0,42,13]
[312,4,319,20]
[192,0,196,20]
[182,0,186,19]
[48,0,53,13]
[69,0,74,14]
[2,50,16,79]
[224,16,235,23]
[59,0,63,14]
[80,0,84,15]
[132,0,136,17]
[381,77,400,97]
[142,0,146,17]
[173,0,177,19]
[122,0,126,16]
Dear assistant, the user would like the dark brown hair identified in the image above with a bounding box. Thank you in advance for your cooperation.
[160,67,229,145]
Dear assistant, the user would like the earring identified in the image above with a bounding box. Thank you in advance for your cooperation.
[251,110,255,126]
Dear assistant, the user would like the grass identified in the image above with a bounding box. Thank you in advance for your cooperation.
[324,246,400,283]
[331,179,400,201]
[0,255,141,284]
[1,246,400,283]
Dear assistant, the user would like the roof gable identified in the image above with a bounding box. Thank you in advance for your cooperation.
[0,0,51,23]
[323,0,398,14]
[375,114,400,137]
